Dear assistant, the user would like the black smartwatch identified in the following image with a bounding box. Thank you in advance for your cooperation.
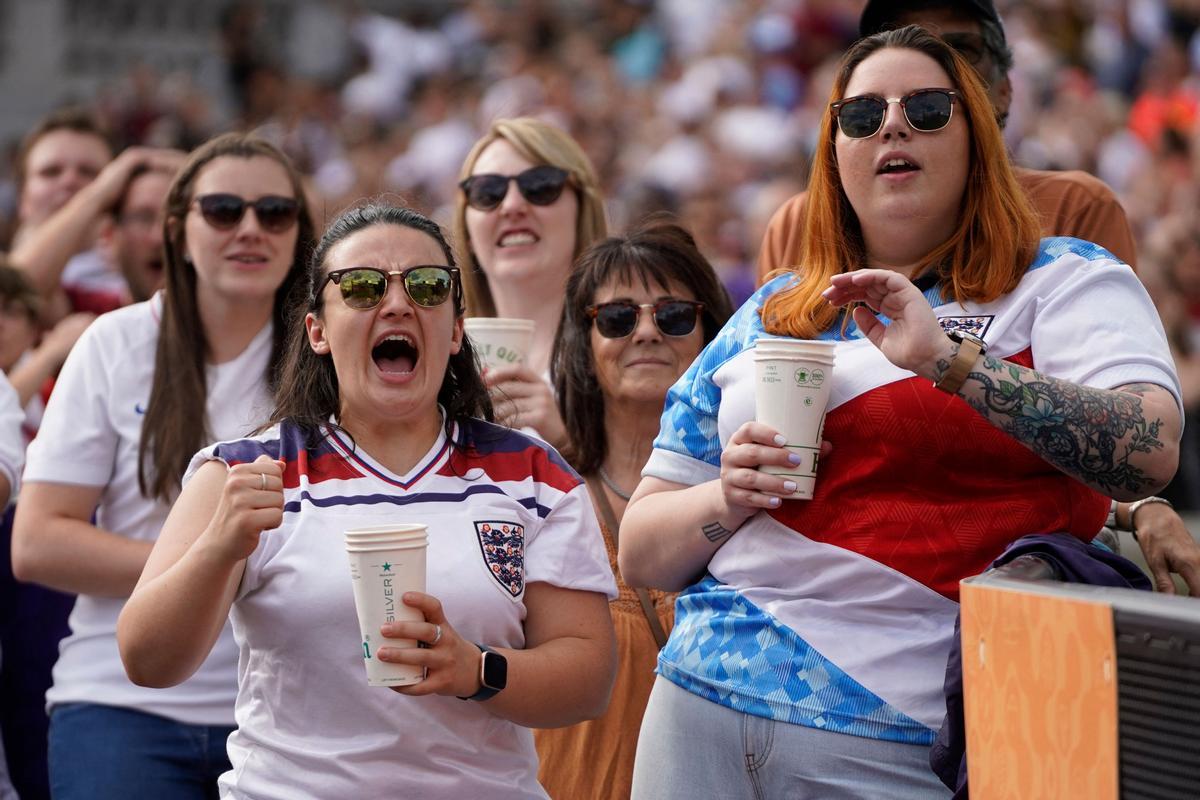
[458,643,507,701]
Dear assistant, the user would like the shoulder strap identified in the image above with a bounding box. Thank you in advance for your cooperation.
[586,475,669,650]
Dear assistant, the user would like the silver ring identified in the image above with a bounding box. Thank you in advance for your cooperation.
[259,472,268,491]
[430,624,443,646]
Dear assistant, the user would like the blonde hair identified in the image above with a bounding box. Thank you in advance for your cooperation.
[761,26,1041,338]
[452,117,607,317]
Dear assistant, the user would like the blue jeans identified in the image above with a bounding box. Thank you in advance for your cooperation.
[631,677,951,799]
[48,703,233,800]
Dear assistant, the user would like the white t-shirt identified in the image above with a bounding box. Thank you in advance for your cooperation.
[0,373,23,506]
[188,417,617,800]
[23,294,273,725]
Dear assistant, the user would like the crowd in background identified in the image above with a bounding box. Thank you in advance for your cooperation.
[4,0,1200,313]
[0,2,1199,798]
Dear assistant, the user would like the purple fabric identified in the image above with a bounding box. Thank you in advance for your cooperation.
[929,533,1151,798]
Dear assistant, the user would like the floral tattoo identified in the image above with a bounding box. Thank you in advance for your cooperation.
[936,354,1166,495]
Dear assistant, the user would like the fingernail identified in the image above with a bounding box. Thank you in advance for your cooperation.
[768,497,781,507]
[381,624,396,636]
[788,453,802,465]
[783,481,797,493]
[773,434,787,447]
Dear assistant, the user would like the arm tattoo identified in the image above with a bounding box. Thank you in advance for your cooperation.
[960,355,1165,495]
[701,521,734,544]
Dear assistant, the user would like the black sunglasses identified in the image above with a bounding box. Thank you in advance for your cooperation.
[830,88,959,140]
[587,300,705,339]
[459,165,571,211]
[320,266,460,310]
[193,193,301,234]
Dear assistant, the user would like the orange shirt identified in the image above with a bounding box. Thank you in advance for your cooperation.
[756,167,1137,284]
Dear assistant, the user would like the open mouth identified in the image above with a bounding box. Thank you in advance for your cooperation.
[372,334,419,374]
[498,230,538,248]
[147,258,163,274]
[878,158,919,175]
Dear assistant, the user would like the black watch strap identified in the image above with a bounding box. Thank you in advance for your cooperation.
[457,643,507,702]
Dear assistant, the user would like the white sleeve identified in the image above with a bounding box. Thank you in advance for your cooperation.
[22,319,119,487]
[0,373,24,503]
[523,483,618,600]
[1032,258,1183,419]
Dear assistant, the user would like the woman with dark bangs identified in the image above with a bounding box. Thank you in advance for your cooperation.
[536,219,732,799]
[118,202,617,799]
[620,26,1181,798]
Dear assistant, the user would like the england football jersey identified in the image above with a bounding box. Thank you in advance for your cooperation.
[645,237,1181,744]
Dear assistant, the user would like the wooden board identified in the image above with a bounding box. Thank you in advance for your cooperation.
[960,581,1118,800]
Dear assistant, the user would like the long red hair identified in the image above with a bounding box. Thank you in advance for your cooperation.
[761,25,1040,338]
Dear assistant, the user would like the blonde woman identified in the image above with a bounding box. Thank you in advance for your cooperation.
[453,118,607,448]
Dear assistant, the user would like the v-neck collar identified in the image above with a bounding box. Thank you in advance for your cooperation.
[325,415,453,490]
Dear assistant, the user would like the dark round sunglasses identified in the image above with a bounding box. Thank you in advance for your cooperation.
[587,300,705,339]
[320,266,460,310]
[193,193,301,234]
[459,165,571,211]
[830,88,959,140]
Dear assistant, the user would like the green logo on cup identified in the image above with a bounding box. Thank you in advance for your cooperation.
[795,367,825,387]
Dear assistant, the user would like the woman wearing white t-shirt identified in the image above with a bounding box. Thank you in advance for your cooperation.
[118,202,618,799]
[13,133,316,799]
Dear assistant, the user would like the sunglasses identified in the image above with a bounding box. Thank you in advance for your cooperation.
[831,88,959,140]
[193,193,301,234]
[321,266,460,310]
[586,300,705,339]
[459,165,571,211]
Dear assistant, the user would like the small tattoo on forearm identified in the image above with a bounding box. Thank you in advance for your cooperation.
[702,521,734,544]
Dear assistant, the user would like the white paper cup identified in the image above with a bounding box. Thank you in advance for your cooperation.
[345,524,429,687]
[464,318,535,369]
[753,338,836,500]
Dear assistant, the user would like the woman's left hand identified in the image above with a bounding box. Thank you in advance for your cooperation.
[378,592,483,699]
[822,269,952,380]
[484,364,569,449]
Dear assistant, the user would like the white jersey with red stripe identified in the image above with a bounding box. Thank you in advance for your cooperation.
[645,237,1181,744]
[188,415,616,800]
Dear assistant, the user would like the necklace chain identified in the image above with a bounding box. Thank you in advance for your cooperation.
[598,466,632,501]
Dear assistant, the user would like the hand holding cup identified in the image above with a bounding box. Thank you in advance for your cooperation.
[719,422,822,529]
[484,363,568,448]
[378,592,484,699]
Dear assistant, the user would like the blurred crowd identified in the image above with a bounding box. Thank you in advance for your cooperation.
[3,0,1200,494]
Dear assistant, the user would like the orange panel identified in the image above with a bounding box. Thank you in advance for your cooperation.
[960,582,1118,800]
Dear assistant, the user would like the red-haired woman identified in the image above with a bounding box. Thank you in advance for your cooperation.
[620,26,1181,798]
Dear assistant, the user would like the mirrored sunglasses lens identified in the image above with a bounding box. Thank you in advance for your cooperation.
[254,197,300,232]
[517,167,568,205]
[465,176,509,210]
[404,268,453,307]
[339,270,387,308]
[838,98,885,138]
[655,302,699,336]
[906,92,952,131]
[596,305,637,338]
[198,195,245,228]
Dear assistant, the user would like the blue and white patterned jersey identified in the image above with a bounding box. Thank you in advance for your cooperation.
[645,238,1180,744]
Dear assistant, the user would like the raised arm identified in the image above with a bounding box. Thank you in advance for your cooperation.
[11,148,182,300]
[117,455,283,688]
[823,269,1181,501]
